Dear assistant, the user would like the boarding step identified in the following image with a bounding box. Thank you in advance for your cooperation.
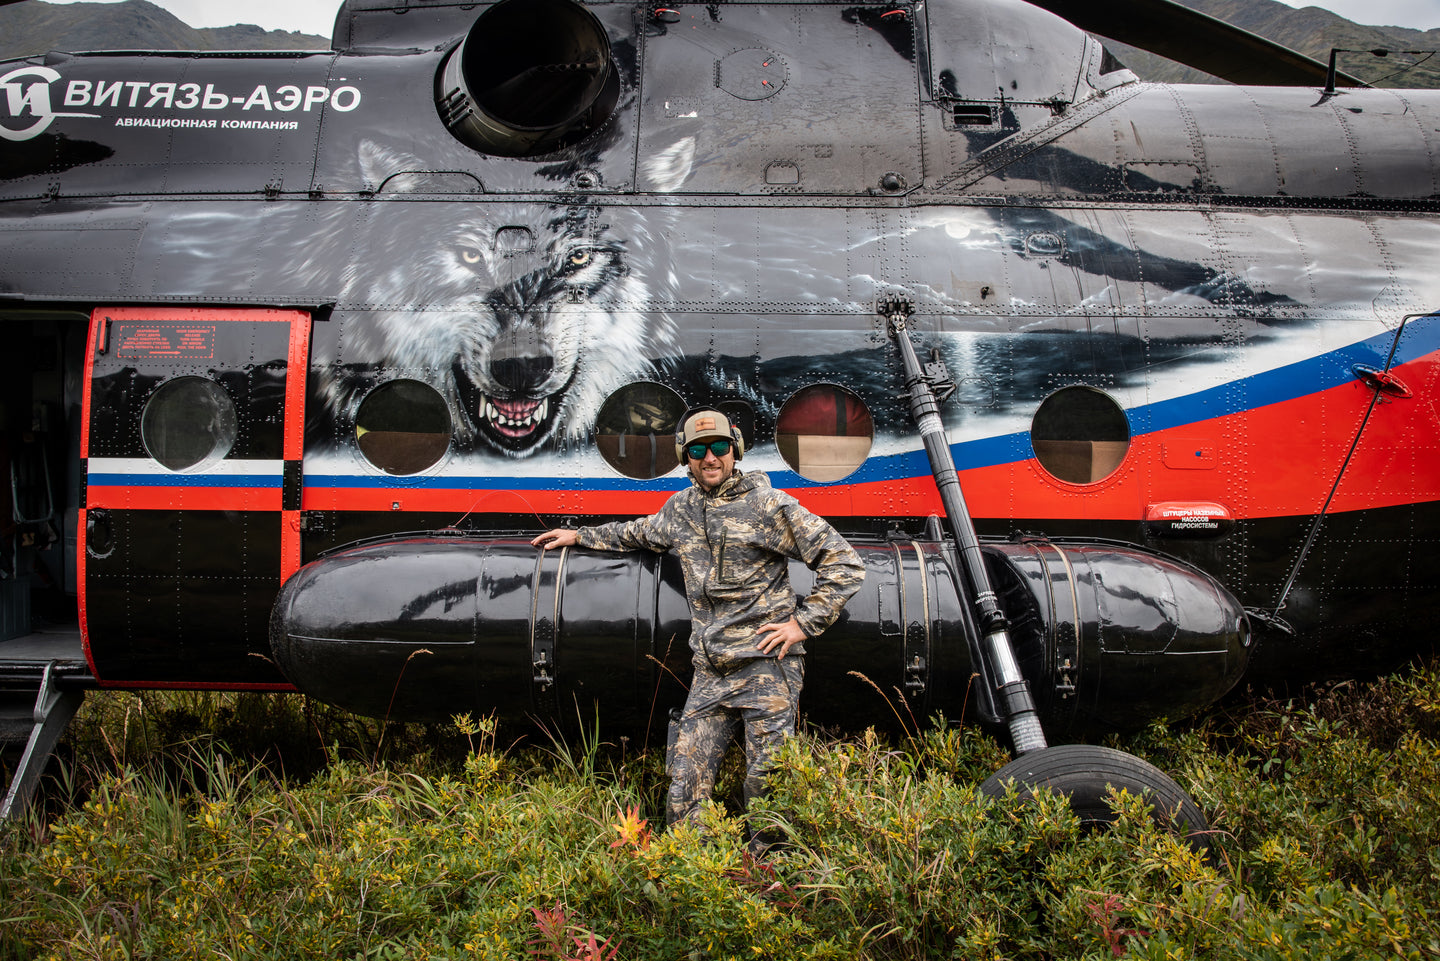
[0,631,93,819]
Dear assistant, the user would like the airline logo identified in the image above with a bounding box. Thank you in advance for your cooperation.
[1,64,361,142]
[0,66,98,141]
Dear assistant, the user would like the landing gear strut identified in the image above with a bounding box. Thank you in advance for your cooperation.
[885,297,1045,755]
[884,298,1213,848]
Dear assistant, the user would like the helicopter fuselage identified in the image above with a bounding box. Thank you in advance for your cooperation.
[2,0,1437,736]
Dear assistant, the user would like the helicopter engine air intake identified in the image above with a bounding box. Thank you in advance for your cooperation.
[268,535,1250,737]
[435,0,620,158]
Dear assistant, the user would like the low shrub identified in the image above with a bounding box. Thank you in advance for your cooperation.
[1,661,1437,959]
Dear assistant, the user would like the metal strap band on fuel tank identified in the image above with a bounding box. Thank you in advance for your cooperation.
[900,540,931,701]
[1037,540,1081,727]
[530,544,563,716]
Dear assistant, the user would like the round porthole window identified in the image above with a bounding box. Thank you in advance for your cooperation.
[1031,386,1130,484]
[356,379,452,475]
[140,376,238,472]
[595,382,687,479]
[775,384,874,483]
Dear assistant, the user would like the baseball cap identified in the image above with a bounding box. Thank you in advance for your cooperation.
[674,408,744,460]
[677,409,734,445]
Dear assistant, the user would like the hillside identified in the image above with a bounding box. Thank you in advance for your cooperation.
[1103,0,1440,87]
[0,0,329,60]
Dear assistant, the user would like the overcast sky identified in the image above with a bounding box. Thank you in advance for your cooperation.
[46,0,1440,38]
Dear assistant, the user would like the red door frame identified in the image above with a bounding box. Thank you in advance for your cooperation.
[77,306,311,683]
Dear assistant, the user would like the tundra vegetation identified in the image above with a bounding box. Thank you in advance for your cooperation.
[1,660,1438,960]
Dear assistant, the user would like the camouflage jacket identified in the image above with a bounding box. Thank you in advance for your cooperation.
[575,469,864,673]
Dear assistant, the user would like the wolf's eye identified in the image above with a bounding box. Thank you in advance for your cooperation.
[568,249,592,268]
[460,247,481,265]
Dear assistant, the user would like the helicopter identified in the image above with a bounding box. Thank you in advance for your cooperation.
[1,0,1437,829]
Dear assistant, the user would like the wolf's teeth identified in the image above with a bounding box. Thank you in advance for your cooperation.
[478,394,550,435]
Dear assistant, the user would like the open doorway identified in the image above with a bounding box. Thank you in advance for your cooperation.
[0,308,87,649]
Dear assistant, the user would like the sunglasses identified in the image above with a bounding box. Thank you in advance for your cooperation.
[685,438,732,460]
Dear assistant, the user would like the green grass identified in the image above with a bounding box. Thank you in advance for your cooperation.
[2,662,1439,960]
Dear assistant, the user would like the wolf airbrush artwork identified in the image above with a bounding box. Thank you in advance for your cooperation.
[303,145,680,460]
[2,0,1439,824]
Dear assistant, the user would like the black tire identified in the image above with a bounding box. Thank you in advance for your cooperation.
[979,744,1213,856]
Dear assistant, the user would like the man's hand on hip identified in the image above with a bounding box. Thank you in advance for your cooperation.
[756,617,806,658]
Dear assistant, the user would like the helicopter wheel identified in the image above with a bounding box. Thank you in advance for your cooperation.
[978,744,1214,858]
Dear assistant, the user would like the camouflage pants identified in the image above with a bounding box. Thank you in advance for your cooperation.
[666,655,805,826]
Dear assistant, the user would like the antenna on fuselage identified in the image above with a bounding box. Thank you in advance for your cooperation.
[1325,47,1436,94]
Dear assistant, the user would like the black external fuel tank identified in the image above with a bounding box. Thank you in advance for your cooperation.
[269,535,1250,736]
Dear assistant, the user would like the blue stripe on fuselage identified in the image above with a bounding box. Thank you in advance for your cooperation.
[778,313,1440,487]
[103,315,1439,494]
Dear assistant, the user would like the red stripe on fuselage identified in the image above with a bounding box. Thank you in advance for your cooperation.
[86,486,281,511]
[103,348,1439,525]
[307,347,1440,524]
[281,314,311,582]
[952,347,1440,522]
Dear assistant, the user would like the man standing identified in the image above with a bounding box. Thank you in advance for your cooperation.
[532,408,864,829]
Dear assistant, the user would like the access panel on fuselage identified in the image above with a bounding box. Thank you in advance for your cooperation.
[80,307,308,686]
[636,4,922,195]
